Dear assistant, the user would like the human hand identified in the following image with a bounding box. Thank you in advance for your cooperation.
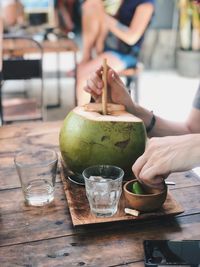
[132,135,200,189]
[83,66,135,112]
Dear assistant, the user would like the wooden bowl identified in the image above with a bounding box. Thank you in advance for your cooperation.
[123,179,167,212]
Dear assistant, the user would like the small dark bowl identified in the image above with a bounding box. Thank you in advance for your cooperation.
[123,179,167,212]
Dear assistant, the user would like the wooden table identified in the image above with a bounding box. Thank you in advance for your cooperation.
[0,121,200,266]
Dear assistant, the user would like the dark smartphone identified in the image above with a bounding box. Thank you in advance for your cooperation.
[143,240,200,266]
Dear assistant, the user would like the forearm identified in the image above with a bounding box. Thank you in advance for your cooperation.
[148,116,192,137]
[145,107,200,137]
[127,102,192,137]
[107,16,140,45]
[183,134,200,169]
[106,3,154,46]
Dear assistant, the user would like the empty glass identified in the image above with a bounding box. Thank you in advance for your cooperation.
[14,148,58,206]
[83,165,124,217]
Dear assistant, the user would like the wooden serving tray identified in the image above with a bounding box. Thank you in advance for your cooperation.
[60,165,184,226]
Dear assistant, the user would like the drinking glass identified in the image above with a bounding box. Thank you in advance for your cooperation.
[14,148,58,206]
[82,165,124,217]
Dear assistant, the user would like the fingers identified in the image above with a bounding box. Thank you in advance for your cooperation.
[132,154,147,181]
[84,68,103,96]
[140,171,165,190]
[83,85,100,102]
[107,68,124,87]
[132,155,166,190]
[83,65,128,105]
[85,66,122,95]
[83,66,115,99]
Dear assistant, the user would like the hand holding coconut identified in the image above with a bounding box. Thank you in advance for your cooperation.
[83,66,160,135]
[84,59,126,114]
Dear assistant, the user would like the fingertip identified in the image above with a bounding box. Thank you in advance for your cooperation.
[107,70,118,87]
[108,69,115,79]
[96,66,103,73]
[132,164,139,180]
[97,81,103,89]
[139,169,150,181]
[95,90,101,95]
[96,66,101,72]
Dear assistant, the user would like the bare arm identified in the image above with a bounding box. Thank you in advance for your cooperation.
[106,3,154,45]
[84,66,200,137]
[132,105,200,137]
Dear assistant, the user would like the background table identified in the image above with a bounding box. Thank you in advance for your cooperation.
[3,36,78,109]
[0,121,200,266]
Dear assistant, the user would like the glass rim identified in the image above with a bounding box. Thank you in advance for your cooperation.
[14,148,58,168]
[82,164,124,182]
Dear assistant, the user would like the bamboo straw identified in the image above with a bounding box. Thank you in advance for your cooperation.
[102,58,108,115]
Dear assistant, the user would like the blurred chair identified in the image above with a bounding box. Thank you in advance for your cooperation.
[0,35,45,124]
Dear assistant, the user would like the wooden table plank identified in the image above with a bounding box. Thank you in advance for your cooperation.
[0,214,200,267]
[0,183,72,247]
[0,181,200,247]
[0,121,61,156]
[3,38,78,56]
[0,121,62,189]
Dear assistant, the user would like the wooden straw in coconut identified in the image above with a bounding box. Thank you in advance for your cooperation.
[102,58,108,115]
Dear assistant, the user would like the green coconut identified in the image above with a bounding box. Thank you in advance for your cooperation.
[59,106,146,178]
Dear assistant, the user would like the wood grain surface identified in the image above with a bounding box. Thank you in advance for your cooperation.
[3,38,78,56]
[0,121,200,267]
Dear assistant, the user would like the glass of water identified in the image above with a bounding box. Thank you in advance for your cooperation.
[14,148,58,206]
[82,165,124,217]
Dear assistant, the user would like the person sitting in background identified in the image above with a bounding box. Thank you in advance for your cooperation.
[0,0,25,29]
[76,0,155,105]
[83,66,200,189]
[54,0,76,36]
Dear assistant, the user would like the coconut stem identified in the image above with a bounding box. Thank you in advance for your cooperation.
[102,58,108,115]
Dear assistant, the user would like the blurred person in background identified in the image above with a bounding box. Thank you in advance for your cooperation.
[0,0,25,29]
[54,0,76,36]
[75,0,155,105]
